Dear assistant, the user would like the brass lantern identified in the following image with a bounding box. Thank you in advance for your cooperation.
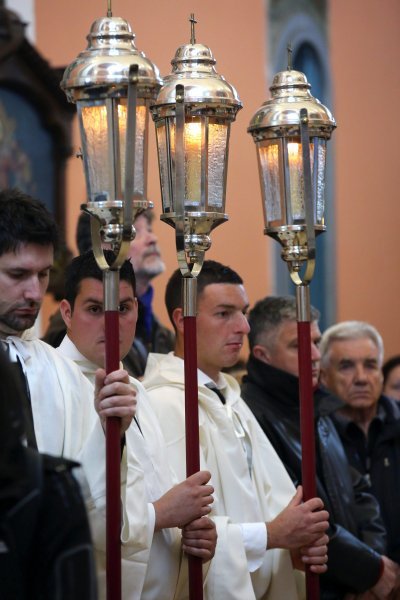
[151,16,242,271]
[248,62,336,284]
[61,14,162,254]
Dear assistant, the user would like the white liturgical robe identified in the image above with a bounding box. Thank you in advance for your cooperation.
[143,352,305,600]
[57,336,187,600]
[3,328,96,457]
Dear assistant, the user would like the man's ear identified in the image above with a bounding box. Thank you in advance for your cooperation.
[252,344,272,365]
[172,307,184,335]
[59,299,72,330]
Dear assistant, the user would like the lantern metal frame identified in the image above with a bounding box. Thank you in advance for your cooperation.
[248,62,335,286]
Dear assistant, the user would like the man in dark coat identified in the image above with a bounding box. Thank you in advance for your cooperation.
[320,320,400,568]
[242,296,398,599]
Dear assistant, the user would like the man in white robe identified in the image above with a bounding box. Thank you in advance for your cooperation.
[143,260,330,600]
[0,189,136,462]
[57,250,217,599]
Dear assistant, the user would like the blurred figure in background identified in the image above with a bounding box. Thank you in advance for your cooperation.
[382,355,400,403]
[123,209,174,377]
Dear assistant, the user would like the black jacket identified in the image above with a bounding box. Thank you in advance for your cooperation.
[332,394,400,563]
[242,357,387,600]
[122,303,174,378]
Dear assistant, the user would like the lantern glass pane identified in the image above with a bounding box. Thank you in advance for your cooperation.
[136,104,147,196]
[208,123,228,209]
[78,100,110,202]
[155,121,172,212]
[155,116,229,215]
[285,137,327,226]
[315,139,326,224]
[258,141,282,224]
[119,100,147,198]
[78,98,147,203]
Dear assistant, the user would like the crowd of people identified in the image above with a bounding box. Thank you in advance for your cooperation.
[0,187,399,599]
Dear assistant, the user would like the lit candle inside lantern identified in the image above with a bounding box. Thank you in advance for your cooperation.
[184,120,202,205]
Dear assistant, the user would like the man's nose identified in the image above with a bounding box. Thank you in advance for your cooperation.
[311,343,321,362]
[24,276,42,303]
[237,312,250,334]
[354,364,368,383]
[146,229,158,244]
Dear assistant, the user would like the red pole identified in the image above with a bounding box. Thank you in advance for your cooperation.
[297,286,319,600]
[104,270,122,600]
[183,278,203,600]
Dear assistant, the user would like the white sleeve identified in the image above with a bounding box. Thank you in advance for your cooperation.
[239,522,267,572]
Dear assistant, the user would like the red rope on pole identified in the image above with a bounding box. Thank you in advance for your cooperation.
[105,309,122,600]
[184,315,203,600]
[297,320,319,599]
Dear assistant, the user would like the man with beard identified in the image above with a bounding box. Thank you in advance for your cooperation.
[122,209,174,377]
[241,296,398,599]
[0,188,136,459]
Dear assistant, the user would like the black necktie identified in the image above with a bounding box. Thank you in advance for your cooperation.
[205,383,226,404]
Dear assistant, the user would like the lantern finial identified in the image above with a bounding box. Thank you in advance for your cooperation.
[189,13,197,44]
[287,43,293,70]
[107,0,112,17]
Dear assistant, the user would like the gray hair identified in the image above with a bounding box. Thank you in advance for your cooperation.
[320,321,384,368]
[248,295,320,351]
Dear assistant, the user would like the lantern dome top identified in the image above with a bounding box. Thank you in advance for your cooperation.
[270,69,311,92]
[61,15,162,101]
[172,42,217,67]
[153,38,241,112]
[248,67,336,137]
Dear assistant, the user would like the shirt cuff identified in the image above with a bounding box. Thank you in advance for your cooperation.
[148,502,156,532]
[238,522,267,572]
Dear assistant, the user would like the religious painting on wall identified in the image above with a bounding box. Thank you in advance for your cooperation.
[0,88,55,208]
[0,6,75,237]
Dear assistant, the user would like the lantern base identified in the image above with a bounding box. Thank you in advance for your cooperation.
[82,200,153,244]
[265,223,325,264]
[161,210,227,233]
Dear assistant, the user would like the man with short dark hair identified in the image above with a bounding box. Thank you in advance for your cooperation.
[320,321,400,570]
[44,208,174,377]
[0,188,135,458]
[57,251,216,599]
[144,261,330,600]
[242,296,398,599]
